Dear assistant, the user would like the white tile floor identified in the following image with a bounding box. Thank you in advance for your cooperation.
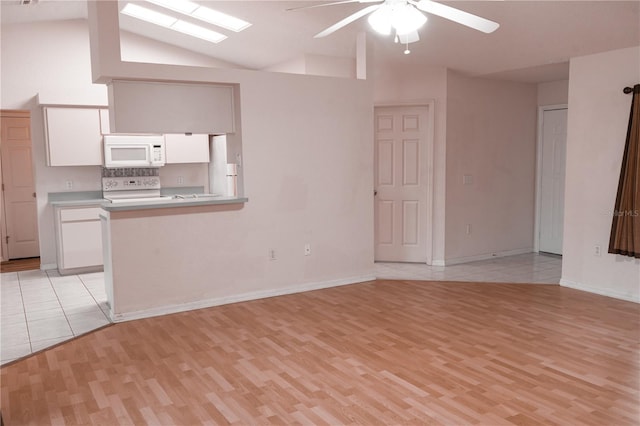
[1,270,110,365]
[1,253,561,366]
[375,252,562,283]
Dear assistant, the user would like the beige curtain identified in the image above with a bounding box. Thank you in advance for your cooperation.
[609,84,640,258]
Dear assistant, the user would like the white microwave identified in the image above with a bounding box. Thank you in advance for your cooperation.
[103,135,165,168]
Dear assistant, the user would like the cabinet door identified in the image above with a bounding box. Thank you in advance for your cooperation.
[60,220,103,269]
[58,207,103,270]
[109,81,235,134]
[165,134,210,164]
[44,107,103,166]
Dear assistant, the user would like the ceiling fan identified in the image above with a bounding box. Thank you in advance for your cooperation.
[290,0,499,51]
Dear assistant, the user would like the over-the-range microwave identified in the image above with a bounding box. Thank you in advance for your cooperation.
[103,134,165,168]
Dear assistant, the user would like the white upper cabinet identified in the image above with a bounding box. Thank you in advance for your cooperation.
[44,107,109,166]
[164,134,210,164]
[108,80,235,134]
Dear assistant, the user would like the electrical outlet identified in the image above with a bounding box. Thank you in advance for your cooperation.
[65,180,73,190]
[269,249,276,261]
[177,176,184,185]
[594,245,602,257]
[304,244,311,256]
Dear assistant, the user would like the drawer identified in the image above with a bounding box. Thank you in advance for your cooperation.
[60,207,102,222]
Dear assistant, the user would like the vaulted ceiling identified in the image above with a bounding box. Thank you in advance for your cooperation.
[2,1,639,83]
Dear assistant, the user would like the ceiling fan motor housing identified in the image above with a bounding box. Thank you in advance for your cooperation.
[368,1,428,36]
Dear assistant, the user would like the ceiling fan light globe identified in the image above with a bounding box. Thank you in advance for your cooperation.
[391,4,427,35]
[367,6,392,35]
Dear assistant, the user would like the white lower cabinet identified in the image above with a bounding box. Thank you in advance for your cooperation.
[55,206,104,274]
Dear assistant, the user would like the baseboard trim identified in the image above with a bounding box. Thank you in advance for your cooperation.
[40,263,57,271]
[560,279,640,303]
[110,274,377,323]
[443,248,533,266]
[431,260,446,267]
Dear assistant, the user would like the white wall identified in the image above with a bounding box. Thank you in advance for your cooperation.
[305,54,356,79]
[538,80,569,106]
[562,46,640,302]
[120,31,241,69]
[1,20,105,267]
[0,20,220,266]
[262,56,307,75]
[86,0,375,317]
[372,65,538,264]
[373,62,448,263]
[106,70,374,317]
[445,71,538,262]
[263,54,356,79]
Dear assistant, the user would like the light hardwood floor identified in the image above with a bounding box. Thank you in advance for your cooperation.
[0,257,40,273]
[1,279,638,425]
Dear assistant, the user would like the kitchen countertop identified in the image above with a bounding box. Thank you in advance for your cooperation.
[48,190,248,210]
[49,191,105,207]
[101,196,248,211]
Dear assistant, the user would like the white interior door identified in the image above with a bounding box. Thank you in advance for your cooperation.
[538,107,567,255]
[1,111,40,259]
[374,105,429,262]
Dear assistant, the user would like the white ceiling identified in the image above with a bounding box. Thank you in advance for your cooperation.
[2,0,639,83]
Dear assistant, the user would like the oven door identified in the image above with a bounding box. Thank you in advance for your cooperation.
[104,143,152,168]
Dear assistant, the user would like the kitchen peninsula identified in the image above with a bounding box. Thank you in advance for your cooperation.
[100,196,248,322]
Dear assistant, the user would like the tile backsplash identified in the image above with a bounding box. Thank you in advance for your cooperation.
[101,168,160,177]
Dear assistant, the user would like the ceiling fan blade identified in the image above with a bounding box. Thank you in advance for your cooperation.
[398,31,420,44]
[314,4,380,38]
[287,0,383,12]
[413,0,500,33]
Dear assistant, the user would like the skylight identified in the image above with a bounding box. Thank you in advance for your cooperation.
[121,3,176,27]
[145,0,252,32]
[121,3,227,44]
[192,6,252,32]
[145,0,199,15]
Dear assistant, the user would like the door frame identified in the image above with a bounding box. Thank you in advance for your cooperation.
[373,100,435,265]
[534,104,568,253]
[0,147,5,262]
